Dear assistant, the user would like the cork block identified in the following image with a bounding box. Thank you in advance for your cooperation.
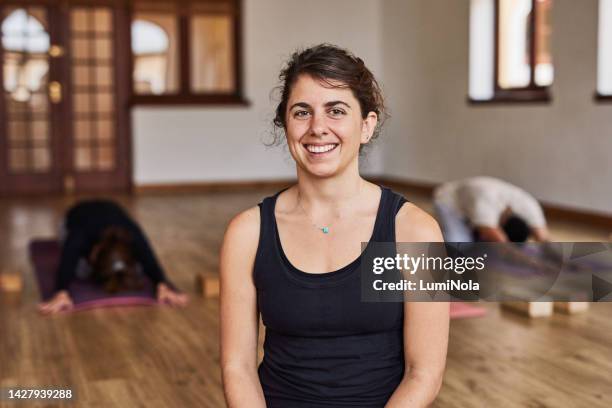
[554,301,590,314]
[548,289,590,315]
[196,273,220,298]
[501,301,554,318]
[500,287,555,318]
[0,273,23,292]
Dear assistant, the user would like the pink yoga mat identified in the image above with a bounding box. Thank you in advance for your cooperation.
[30,239,158,312]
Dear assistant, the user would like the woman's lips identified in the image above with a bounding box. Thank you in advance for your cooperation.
[303,143,339,155]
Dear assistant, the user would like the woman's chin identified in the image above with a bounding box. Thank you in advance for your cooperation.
[300,162,342,179]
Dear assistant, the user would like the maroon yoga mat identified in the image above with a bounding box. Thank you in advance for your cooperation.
[29,239,482,317]
[29,239,157,311]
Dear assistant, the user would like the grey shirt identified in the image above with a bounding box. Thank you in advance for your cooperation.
[434,177,546,228]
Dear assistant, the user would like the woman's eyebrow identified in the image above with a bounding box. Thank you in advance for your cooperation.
[289,101,351,110]
[289,102,311,110]
[324,100,351,109]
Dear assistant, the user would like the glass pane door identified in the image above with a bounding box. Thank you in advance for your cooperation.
[67,5,130,193]
[0,5,60,194]
[70,7,117,172]
[0,3,131,195]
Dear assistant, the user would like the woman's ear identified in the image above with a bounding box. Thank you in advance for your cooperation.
[361,112,378,144]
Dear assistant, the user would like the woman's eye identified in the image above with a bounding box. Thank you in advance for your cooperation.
[294,110,310,118]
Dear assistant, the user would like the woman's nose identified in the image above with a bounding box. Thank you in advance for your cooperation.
[309,112,329,136]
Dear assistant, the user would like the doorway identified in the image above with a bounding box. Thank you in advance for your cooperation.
[0,2,131,195]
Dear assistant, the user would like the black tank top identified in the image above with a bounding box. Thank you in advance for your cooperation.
[254,186,408,407]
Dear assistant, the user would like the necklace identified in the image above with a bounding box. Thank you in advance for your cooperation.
[296,195,333,234]
[295,183,363,235]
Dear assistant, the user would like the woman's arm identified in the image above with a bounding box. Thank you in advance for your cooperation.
[220,207,267,408]
[386,204,450,408]
[39,229,87,314]
[120,222,187,306]
[127,221,168,286]
[54,230,88,292]
[474,226,508,242]
[531,226,550,242]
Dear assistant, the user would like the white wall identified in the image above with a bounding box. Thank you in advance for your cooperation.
[133,0,385,185]
[381,0,612,214]
[134,0,611,215]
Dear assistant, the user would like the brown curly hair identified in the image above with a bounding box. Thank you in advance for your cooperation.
[91,226,142,293]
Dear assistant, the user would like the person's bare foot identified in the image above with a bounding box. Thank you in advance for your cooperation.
[156,283,189,307]
[38,290,74,315]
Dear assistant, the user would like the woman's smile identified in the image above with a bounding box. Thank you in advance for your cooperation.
[303,143,339,156]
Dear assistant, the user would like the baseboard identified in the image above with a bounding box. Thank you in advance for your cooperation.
[541,203,612,230]
[135,177,612,229]
[134,179,296,194]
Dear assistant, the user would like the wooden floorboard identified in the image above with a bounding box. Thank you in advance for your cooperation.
[0,187,611,407]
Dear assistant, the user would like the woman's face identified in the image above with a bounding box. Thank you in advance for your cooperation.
[285,74,377,178]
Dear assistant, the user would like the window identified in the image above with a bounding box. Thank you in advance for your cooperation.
[132,18,178,95]
[469,0,553,103]
[2,9,49,104]
[130,0,244,105]
[597,0,612,100]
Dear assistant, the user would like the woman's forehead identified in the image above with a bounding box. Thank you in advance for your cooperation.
[288,75,355,105]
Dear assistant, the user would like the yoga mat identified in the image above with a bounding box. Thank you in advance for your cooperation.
[29,239,157,312]
[450,302,487,319]
[30,239,487,316]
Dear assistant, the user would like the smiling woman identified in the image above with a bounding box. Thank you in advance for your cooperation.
[220,44,449,408]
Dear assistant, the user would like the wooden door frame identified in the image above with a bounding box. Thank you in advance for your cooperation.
[60,2,132,193]
[0,3,63,195]
[0,15,5,193]
[0,0,133,196]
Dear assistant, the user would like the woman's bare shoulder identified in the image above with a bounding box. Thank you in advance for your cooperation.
[273,185,298,214]
[396,202,443,242]
[225,206,260,242]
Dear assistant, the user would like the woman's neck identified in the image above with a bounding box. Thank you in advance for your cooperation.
[295,160,365,212]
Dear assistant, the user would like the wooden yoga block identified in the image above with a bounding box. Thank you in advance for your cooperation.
[549,288,589,314]
[501,301,554,318]
[195,272,219,298]
[548,288,590,315]
[501,287,554,318]
[0,272,23,292]
[554,301,590,314]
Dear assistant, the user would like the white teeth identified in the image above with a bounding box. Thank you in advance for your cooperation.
[306,144,337,153]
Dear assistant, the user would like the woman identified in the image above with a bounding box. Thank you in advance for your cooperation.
[38,199,188,314]
[220,44,449,407]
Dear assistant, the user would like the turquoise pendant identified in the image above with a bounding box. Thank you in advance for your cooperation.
[321,226,329,234]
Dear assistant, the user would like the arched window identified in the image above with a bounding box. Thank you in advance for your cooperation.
[132,19,176,95]
[1,8,50,102]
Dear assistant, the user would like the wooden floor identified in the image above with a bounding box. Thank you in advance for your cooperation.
[0,187,611,407]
